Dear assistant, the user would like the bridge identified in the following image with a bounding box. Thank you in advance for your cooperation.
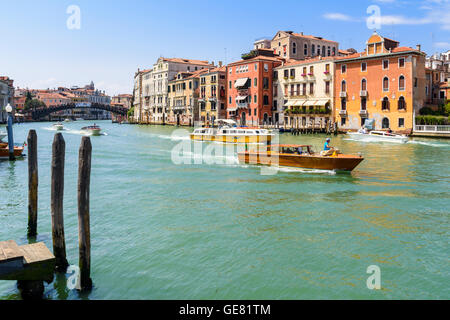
[30,103,128,120]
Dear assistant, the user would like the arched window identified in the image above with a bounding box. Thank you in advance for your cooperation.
[312,44,315,56]
[341,98,347,110]
[399,75,405,91]
[382,117,390,129]
[322,46,326,56]
[341,80,347,92]
[361,79,367,91]
[383,77,389,91]
[382,97,390,110]
[293,42,297,54]
[398,96,406,110]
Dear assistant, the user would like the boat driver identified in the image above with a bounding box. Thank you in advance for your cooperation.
[324,138,332,151]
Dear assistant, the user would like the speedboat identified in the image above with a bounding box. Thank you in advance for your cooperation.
[347,130,409,144]
[53,123,64,131]
[191,119,274,144]
[0,142,25,159]
[238,144,364,172]
[75,117,84,121]
[81,124,101,136]
[64,118,71,122]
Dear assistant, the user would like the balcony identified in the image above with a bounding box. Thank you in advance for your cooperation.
[359,109,368,116]
[340,91,347,98]
[339,110,347,116]
[360,90,368,97]
[236,102,249,109]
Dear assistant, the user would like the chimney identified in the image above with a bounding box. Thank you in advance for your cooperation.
[211,61,215,66]
[219,61,223,67]
[416,44,421,52]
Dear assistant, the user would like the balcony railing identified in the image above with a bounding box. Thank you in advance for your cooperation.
[340,91,347,98]
[415,125,450,133]
[339,110,347,116]
[359,109,368,116]
[360,90,368,97]
[236,102,249,109]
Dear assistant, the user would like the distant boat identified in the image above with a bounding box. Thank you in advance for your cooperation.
[347,130,409,144]
[64,118,71,122]
[53,123,64,131]
[81,124,101,136]
[75,118,84,121]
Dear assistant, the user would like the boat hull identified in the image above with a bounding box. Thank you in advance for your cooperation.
[83,129,101,136]
[54,125,64,131]
[238,152,364,172]
[190,134,272,144]
[0,146,25,159]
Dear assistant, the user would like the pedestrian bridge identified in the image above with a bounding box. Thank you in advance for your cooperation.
[30,103,128,120]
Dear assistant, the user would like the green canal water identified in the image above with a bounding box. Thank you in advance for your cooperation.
[0,121,449,300]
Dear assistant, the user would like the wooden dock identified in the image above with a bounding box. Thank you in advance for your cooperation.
[0,240,55,283]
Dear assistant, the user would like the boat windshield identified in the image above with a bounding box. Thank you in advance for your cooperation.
[278,146,313,155]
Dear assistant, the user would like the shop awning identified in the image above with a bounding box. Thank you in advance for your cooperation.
[292,100,307,107]
[314,99,330,106]
[304,100,317,106]
[234,78,249,88]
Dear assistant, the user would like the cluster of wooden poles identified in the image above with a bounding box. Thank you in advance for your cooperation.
[27,129,93,293]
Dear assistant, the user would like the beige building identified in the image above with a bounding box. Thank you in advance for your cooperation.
[132,69,145,122]
[167,69,207,126]
[270,31,339,60]
[275,57,336,129]
[147,58,214,124]
[199,65,227,126]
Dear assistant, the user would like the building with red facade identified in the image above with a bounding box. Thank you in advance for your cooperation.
[226,50,283,126]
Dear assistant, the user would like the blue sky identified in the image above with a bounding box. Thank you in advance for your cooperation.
[0,0,448,95]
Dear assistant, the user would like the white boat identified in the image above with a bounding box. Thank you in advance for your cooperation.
[347,130,409,144]
[75,118,84,121]
[81,124,101,136]
[53,123,64,131]
[191,119,274,143]
[64,118,71,122]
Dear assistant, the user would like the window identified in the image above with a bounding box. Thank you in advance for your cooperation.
[341,64,347,73]
[327,47,331,56]
[284,69,289,78]
[293,42,297,54]
[399,76,405,91]
[309,66,314,75]
[414,78,418,87]
[325,81,330,94]
[361,62,367,72]
[398,96,406,110]
[273,71,278,80]
[254,108,257,116]
[229,96,232,104]
[290,85,294,96]
[312,44,315,56]
[341,80,347,92]
[302,83,307,95]
[290,69,295,78]
[264,64,269,72]
[229,68,232,74]
[263,95,269,105]
[361,98,367,110]
[399,58,405,68]
[383,77,389,91]
[341,117,346,126]
[361,79,367,91]
[398,118,405,127]
[254,78,257,87]
[254,95,257,103]
[304,44,308,56]
[383,60,389,70]
[382,97,389,110]
[309,83,314,94]
[382,117,390,129]
[302,67,307,75]
[341,98,347,110]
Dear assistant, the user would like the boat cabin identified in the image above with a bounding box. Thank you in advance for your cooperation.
[271,144,315,155]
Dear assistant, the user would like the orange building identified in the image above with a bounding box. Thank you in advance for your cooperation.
[334,32,426,134]
[227,49,283,126]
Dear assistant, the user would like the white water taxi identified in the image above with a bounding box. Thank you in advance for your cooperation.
[190,119,274,144]
[81,124,101,136]
[347,130,409,144]
[53,123,64,131]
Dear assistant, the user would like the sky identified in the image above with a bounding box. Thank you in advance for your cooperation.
[0,0,449,96]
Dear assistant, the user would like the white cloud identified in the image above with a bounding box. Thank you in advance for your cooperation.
[434,41,450,48]
[323,13,355,21]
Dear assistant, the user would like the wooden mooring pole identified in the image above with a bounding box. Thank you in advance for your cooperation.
[27,130,38,237]
[51,133,69,271]
[78,136,92,290]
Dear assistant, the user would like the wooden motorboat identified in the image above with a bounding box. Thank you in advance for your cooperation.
[238,144,364,172]
[191,120,273,144]
[0,143,25,159]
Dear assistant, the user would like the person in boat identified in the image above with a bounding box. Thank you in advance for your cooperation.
[297,146,303,155]
[324,138,332,151]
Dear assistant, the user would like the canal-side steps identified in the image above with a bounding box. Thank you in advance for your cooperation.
[0,240,55,282]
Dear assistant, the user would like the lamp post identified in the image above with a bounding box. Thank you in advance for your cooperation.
[5,103,15,160]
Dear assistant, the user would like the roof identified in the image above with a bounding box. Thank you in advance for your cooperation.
[273,31,338,44]
[228,55,284,66]
[335,46,423,62]
[161,57,212,66]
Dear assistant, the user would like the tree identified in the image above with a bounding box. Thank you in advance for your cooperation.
[127,107,134,118]
[24,99,46,111]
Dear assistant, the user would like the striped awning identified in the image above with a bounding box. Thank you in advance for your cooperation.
[315,99,330,106]
[234,78,249,88]
[304,100,317,106]
[285,99,307,107]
